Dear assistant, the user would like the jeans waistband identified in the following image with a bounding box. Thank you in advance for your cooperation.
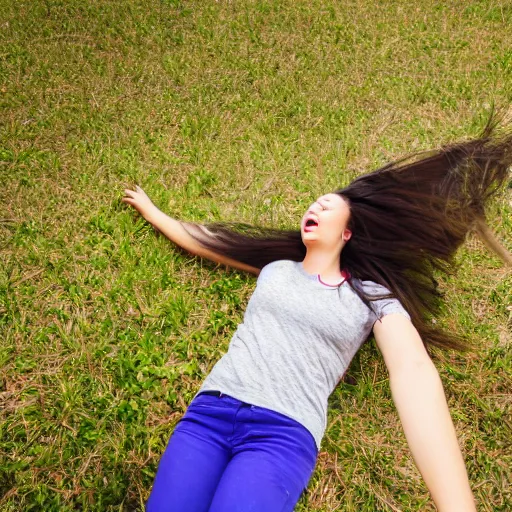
[198,390,223,398]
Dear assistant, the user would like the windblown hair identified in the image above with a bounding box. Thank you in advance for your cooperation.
[184,117,512,350]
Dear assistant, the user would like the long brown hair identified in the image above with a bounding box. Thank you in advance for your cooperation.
[184,117,512,350]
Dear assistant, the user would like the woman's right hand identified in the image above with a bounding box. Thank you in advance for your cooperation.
[122,185,159,222]
[122,185,260,275]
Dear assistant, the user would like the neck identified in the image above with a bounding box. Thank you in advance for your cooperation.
[302,248,343,283]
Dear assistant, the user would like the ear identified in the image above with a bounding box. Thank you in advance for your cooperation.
[342,229,352,242]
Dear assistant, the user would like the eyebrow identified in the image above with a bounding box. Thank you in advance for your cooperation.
[319,195,344,208]
[317,199,333,209]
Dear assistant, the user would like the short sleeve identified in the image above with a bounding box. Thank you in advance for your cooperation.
[361,281,411,322]
[257,260,286,282]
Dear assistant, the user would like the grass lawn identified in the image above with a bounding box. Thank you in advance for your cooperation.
[1,0,511,510]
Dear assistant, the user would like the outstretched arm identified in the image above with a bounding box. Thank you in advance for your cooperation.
[373,314,476,512]
[122,186,260,275]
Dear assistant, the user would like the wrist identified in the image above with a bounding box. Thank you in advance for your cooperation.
[143,205,162,224]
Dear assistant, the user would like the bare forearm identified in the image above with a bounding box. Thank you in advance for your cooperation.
[144,207,197,252]
[390,362,476,512]
[139,207,230,264]
[122,186,212,255]
[122,187,259,274]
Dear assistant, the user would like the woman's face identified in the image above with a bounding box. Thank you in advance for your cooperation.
[301,193,352,251]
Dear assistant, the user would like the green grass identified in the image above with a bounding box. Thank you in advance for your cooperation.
[1,0,511,510]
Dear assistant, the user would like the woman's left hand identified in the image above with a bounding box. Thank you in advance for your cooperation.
[374,314,477,512]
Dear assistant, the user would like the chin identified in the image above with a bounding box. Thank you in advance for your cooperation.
[301,233,318,246]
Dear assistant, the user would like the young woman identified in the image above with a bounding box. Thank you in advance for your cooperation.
[122,118,511,512]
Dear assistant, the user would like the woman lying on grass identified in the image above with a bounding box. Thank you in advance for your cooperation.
[123,117,511,512]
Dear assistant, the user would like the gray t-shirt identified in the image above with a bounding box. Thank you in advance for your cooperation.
[199,260,410,449]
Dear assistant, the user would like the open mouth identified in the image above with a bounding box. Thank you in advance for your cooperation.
[304,216,319,232]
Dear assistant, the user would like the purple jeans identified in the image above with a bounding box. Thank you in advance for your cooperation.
[147,392,318,512]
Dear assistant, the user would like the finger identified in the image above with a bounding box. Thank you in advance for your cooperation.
[124,189,136,197]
